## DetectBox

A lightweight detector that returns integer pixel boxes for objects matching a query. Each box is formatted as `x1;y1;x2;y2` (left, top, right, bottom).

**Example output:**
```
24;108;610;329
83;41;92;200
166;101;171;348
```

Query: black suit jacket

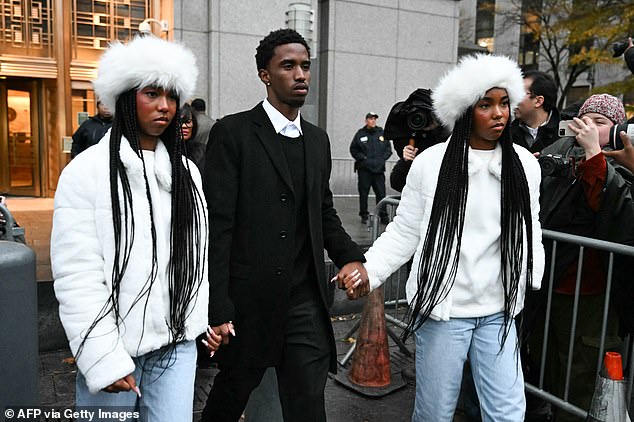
203;102;364;370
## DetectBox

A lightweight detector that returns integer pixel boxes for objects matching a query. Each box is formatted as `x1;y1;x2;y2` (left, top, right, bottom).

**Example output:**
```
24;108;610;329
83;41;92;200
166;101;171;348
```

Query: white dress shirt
262;98;303;138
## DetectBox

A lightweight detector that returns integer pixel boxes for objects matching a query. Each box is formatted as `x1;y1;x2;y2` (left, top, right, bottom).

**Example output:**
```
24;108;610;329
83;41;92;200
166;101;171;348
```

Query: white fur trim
432;54;524;131
93;36;198;113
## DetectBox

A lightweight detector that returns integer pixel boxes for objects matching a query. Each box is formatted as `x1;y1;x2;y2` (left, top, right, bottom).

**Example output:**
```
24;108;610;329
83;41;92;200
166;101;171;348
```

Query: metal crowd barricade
528;229;634;419
356;196;634;418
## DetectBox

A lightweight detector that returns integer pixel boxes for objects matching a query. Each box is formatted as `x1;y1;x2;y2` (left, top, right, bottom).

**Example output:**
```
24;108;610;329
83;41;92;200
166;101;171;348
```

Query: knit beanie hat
93;35;198;114
578;94;626;124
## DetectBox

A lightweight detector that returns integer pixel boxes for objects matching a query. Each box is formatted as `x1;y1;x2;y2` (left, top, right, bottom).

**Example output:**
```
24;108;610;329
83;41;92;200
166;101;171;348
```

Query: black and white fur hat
93;35;198;113
432;54;524;131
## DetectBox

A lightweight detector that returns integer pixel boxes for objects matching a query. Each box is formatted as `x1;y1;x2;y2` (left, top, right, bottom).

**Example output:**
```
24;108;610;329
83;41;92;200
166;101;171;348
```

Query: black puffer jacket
350;126;392;173
539;136;634;333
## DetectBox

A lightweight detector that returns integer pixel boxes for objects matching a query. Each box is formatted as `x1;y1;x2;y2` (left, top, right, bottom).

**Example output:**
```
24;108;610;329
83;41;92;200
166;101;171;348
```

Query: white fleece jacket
51;132;209;393
364;141;544;321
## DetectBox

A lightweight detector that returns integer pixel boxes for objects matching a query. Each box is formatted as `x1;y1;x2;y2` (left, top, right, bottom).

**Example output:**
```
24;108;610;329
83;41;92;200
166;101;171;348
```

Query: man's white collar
263;98;303;136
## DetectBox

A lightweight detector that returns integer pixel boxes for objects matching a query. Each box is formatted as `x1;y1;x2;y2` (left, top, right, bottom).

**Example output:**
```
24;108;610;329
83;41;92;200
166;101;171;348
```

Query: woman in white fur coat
338;54;545;421
50;36;220;420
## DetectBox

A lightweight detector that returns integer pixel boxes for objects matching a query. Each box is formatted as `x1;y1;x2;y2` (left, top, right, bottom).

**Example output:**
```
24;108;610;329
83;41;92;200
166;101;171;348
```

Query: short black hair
255;28;310;70
191;98;206;112
523;70;557;112
180;103;193;121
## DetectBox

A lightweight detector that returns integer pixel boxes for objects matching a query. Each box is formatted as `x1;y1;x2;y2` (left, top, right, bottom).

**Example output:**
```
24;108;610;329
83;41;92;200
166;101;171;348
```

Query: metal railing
366;196;634;418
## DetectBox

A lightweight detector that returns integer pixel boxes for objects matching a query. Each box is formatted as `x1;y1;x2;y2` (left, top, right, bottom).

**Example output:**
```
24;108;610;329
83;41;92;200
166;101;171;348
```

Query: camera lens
609;124;634;150
407;110;428;131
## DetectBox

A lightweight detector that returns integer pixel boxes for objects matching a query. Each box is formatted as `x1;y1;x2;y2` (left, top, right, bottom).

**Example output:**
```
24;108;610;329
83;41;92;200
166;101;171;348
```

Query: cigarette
228;321;236;337
330;275;338;283
132;386;142;398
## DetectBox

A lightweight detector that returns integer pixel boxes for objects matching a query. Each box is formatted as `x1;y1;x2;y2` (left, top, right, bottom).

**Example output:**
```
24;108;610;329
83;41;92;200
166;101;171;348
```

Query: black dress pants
200;296;331;422
357;168;387;219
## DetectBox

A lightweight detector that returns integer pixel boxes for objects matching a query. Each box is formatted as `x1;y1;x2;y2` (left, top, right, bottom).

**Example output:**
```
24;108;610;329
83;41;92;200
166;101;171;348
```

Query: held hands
332;261;370;300
403;145;418;162
603;130;634;173
568;117;601;159
103;373;141;397
201;322;236;357
201;324;226;357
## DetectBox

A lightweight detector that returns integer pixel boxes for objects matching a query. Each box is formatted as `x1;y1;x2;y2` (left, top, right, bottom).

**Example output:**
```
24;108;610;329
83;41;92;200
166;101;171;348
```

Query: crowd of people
53;28;634;422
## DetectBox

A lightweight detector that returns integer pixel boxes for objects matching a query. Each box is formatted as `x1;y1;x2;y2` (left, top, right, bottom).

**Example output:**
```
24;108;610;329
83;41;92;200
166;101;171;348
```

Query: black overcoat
203;103;364;370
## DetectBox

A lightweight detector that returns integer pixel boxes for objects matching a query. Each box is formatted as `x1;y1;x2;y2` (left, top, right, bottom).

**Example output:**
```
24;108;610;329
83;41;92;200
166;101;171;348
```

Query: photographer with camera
535;93;634;420
350;112;392;224
384;88;450;192
511;70;561;153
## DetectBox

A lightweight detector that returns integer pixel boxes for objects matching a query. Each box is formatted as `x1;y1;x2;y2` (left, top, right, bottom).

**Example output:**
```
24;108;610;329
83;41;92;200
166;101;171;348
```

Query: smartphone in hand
558;120;576;137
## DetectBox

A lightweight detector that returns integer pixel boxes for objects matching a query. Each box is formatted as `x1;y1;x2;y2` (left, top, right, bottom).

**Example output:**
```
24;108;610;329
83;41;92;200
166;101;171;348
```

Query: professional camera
538;154;572;177
612;38;631;57
384;88;446;158
608;123;634;150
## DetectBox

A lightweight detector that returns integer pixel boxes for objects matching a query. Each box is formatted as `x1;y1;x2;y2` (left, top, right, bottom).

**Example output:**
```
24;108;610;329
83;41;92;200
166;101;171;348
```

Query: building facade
172;0;461;194
0;0;172;197
1;0;461;198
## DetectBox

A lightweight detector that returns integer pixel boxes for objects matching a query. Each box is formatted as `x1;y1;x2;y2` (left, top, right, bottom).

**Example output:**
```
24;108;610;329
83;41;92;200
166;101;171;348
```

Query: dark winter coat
350;126;392;173
203;103;365;371
511;108;561;153
70;115;112;158
539;136;634;333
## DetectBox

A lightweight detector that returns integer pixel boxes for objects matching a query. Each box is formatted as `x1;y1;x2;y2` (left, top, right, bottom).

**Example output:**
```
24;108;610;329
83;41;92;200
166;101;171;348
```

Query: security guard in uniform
350;112;392;224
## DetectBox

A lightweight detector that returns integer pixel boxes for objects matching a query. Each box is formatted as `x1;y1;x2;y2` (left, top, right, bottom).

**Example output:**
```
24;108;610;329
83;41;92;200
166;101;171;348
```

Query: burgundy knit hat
578;94;626;124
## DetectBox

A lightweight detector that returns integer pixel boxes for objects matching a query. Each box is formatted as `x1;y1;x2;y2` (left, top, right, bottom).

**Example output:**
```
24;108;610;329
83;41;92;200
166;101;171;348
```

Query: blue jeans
412;312;525;422
75;340;197;422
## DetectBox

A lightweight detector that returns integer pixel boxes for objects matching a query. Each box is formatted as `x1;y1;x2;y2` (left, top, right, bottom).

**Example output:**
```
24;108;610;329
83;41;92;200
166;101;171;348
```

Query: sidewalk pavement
34;196;469;421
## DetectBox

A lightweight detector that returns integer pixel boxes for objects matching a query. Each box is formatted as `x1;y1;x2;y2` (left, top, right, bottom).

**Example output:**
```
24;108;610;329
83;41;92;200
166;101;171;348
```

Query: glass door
0;79;41;196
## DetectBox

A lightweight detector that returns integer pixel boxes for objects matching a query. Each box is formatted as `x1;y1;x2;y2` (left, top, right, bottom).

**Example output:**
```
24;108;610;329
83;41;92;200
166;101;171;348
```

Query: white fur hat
93;36;198;113
432;54;524;131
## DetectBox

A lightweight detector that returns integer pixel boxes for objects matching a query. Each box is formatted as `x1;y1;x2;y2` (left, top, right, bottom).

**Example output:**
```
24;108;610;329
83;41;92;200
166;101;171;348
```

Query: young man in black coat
201;29;368;422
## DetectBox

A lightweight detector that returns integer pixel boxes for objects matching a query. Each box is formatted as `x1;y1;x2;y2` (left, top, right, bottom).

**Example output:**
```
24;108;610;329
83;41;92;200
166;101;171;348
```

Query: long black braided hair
76;88;207;360
404;103;534;349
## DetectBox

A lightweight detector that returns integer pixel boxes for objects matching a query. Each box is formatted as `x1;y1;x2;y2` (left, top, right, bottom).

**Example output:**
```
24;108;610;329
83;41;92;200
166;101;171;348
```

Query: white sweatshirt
364;141;544;321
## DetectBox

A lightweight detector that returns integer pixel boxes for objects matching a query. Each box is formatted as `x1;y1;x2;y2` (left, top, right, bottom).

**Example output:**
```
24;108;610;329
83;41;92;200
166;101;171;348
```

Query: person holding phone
535;93;634;420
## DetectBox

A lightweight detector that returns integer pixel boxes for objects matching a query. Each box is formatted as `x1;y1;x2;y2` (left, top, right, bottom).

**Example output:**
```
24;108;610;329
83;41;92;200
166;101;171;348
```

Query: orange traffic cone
347;287;391;387
331;286;407;397
587;352;631;422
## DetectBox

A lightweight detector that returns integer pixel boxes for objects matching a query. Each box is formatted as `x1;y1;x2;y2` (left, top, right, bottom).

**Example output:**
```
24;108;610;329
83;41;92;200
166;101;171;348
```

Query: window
0;0;54;57
476;0;495;52
518;0;541;71
72;0;150;59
